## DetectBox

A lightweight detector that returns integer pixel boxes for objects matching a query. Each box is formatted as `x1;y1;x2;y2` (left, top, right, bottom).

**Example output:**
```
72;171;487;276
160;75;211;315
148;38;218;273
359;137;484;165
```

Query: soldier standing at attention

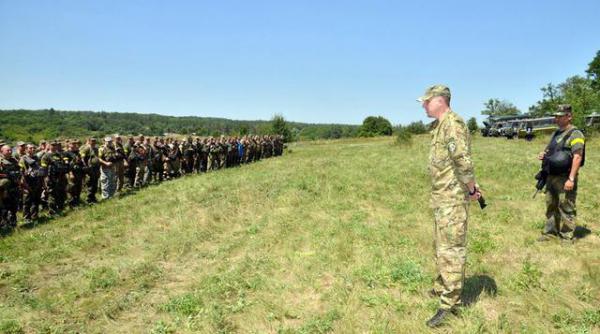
64;139;85;207
0;145;22;228
80;138;100;204
98;136;117;199
19;144;44;225
537;104;585;243
40;141;68;216
113;135;126;193
419;85;482;327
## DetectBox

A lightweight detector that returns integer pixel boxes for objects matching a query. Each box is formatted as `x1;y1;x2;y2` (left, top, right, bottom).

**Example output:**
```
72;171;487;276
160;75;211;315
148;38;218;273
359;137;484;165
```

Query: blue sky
1;0;599;125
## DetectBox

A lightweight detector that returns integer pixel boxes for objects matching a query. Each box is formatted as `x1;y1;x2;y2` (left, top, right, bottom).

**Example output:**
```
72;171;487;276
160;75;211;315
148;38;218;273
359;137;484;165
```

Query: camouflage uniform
98;142;118;198
19;153;44;223
40;148;69;215
63;147;85;207
0;155;22;228
429;110;474;311
80;142;101;203
114;140;126;192
543;126;585;240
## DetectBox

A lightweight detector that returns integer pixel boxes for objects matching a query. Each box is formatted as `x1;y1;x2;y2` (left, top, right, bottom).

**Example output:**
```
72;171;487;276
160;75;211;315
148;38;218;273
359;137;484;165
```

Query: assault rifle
533;154;549;198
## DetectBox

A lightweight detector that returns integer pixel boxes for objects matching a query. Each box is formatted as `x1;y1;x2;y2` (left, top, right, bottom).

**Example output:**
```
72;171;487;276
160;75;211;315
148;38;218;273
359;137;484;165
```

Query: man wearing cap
418;85;482;327
64;140;85;207
19;144;44;224
113;135;126;193
98;136;117;199
0;144;22;228
40;141;68;216
80;137;101;204
537;104;585;243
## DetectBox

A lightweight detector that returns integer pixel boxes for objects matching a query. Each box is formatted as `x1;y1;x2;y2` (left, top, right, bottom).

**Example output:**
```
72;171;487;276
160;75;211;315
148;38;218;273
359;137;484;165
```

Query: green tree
586;50;600;90
271;114;292;142
405;121;427;134
559;75;600;127
481;98;521;116
529;83;565;116
358;116;393;137
467;117;478;134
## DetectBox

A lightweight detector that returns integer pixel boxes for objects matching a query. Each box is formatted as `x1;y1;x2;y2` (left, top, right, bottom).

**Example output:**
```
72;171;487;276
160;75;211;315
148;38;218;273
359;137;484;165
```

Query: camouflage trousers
544;175;577;240
432;204;468;310
114;160;125;192
100;166;116;199
135;163;147;188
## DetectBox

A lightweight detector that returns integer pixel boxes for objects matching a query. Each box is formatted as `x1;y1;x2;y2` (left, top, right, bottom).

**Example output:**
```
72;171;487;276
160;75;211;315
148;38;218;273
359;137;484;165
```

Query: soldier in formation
0;134;284;230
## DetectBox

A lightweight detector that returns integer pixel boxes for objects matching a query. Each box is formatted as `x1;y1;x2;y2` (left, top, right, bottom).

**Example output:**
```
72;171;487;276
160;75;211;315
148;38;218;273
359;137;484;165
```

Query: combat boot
426;309;450;327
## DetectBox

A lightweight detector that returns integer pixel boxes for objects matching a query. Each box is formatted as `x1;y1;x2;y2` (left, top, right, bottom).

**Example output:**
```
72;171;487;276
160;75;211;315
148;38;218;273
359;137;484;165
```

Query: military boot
426;308;455;328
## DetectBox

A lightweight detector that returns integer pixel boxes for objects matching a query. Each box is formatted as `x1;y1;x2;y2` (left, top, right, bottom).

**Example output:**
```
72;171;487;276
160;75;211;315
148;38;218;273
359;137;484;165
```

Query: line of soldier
0;134;285;229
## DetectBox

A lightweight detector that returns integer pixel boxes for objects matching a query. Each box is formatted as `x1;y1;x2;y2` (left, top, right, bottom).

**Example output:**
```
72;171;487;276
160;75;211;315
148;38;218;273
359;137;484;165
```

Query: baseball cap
553;104;572;116
417;84;451;102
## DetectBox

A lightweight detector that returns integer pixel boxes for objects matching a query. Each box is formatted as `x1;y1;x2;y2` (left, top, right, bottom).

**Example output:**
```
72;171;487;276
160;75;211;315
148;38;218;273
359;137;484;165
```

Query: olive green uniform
543;126;585;240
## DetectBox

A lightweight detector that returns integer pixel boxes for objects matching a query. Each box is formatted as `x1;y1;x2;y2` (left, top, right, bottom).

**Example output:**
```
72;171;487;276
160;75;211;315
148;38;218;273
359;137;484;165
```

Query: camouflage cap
50;140;61;146
16;141;26;146
554;104;572;116
417;84;451;102
104;136;113;142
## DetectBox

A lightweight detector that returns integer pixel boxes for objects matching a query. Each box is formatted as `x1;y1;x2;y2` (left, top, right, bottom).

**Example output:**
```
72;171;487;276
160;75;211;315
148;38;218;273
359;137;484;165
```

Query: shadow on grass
462;274;498;307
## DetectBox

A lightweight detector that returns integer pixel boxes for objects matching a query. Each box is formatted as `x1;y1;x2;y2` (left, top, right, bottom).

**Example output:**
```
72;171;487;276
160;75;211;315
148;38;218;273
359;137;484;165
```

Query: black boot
426;309;450;328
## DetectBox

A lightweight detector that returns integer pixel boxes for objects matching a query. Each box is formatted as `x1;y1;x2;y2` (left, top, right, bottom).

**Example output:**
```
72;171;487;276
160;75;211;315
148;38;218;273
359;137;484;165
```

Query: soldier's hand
564;179;574;191
538;151;546;160
469;189;482;201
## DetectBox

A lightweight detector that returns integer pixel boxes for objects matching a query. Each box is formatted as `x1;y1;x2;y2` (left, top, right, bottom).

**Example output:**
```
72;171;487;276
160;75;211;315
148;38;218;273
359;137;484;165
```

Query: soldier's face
554;114;571;128
26;146;35;155
422;96;444;118
1;146;11;157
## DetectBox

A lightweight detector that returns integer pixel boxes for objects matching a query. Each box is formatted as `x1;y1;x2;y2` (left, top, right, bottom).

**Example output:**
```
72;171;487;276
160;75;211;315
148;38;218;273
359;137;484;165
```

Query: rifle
533;154;549;198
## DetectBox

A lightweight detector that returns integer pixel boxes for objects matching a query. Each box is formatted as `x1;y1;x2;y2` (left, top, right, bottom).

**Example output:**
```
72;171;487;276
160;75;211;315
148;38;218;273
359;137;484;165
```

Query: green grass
0;135;599;333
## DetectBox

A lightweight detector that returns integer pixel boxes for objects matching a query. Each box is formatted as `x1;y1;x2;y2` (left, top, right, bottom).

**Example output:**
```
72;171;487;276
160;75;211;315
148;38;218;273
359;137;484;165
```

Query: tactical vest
546;128;586;175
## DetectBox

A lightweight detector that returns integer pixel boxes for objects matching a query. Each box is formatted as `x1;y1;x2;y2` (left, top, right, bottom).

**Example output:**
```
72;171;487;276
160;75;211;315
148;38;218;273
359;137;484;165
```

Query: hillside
0;109;360;143
0;136;598;333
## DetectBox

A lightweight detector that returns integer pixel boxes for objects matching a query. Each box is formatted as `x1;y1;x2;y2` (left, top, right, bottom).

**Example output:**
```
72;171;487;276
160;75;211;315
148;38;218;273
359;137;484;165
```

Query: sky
1;0;599;125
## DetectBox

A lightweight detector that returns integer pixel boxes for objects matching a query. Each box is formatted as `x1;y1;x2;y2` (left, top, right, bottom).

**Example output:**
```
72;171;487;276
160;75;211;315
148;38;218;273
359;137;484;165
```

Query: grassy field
0;135;599;333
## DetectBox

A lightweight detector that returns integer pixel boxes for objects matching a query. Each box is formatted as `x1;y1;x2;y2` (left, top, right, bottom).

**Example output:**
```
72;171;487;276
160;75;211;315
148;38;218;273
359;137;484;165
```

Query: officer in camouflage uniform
80;137;101;204
19;144;44;224
40;141;69;216
64;139;85;207
98;136;117;199
538;104;585;243
1;145;22;228
419;85;482;327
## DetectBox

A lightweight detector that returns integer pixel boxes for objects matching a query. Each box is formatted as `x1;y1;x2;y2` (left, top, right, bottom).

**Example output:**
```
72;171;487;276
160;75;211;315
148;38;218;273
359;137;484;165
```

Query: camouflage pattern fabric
429;110;474;311
433;204;468;310
544;175;577;239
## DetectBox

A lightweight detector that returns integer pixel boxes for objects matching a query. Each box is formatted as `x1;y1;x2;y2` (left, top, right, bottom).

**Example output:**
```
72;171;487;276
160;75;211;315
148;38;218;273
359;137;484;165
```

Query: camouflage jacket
429;110;475;208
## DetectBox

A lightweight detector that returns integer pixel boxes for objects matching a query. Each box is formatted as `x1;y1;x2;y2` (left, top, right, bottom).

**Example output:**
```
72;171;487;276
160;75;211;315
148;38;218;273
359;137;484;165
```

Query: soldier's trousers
114;160;125;192
544;175;577;239
1;188;20;227
125;162;136;189
100;167;116;199
135;164;147;188
23;182;42;221
86;170;100;203
433;204;468;310
67;173;84;207
46;175;67;215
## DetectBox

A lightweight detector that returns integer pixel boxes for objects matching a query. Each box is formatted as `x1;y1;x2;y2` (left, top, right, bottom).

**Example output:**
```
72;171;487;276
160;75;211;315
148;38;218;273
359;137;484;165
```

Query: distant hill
0;109;360;143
